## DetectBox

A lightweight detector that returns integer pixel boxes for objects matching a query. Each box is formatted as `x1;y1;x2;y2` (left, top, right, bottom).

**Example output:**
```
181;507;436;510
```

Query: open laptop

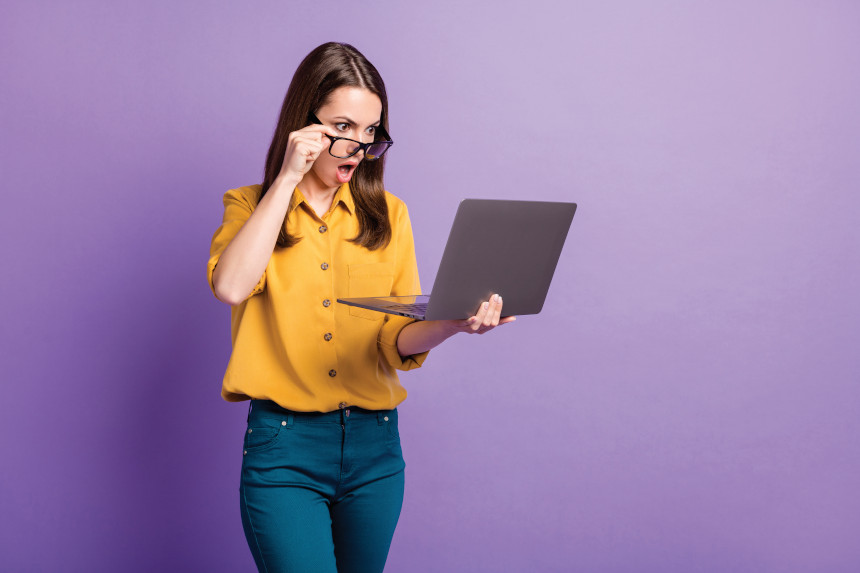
337;199;577;320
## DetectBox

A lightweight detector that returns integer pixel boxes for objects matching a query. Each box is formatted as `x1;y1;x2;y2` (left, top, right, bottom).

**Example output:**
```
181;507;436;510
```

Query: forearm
396;319;460;357
213;174;299;305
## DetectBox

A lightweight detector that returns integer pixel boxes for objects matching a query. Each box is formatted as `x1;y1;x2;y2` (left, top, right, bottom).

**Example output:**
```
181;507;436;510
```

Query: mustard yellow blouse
207;183;429;412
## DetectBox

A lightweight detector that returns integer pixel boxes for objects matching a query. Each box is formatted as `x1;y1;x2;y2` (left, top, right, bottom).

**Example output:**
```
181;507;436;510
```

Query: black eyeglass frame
307;112;394;160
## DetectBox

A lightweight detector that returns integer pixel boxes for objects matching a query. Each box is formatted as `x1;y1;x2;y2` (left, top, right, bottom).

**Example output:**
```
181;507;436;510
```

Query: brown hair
260;42;391;250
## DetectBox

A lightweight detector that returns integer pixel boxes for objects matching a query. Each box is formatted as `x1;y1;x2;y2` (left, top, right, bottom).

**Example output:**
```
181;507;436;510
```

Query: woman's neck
297;170;339;217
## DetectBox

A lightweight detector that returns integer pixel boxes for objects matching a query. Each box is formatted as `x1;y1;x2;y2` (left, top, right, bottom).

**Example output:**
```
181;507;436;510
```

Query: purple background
2;1;859;571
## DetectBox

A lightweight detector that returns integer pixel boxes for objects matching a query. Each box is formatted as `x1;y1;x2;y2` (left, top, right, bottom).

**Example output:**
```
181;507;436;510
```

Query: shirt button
329;369;337;377
319;225;327;233
323;299;331;307
321;262;329;270
338;401;347;409
324;332;332;341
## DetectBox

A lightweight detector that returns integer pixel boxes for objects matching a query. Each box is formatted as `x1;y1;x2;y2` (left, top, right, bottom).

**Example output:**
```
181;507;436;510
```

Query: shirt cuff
378;316;430;371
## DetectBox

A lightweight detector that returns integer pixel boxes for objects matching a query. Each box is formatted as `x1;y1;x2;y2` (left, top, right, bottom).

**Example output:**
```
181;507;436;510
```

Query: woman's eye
335;123;349;132
367;126;377;136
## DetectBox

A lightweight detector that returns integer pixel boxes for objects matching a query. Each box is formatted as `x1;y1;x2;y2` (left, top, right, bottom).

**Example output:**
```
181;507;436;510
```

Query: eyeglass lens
329;138;391;159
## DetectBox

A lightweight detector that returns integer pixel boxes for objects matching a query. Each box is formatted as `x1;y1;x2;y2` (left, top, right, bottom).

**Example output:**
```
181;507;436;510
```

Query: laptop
337;199;577;320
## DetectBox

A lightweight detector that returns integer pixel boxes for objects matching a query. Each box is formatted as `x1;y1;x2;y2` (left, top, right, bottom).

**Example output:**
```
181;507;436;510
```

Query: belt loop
286;413;294;427
377;412;384;425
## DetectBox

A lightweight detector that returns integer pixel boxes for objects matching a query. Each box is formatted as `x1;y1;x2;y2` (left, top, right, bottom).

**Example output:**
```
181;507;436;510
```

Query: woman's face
310;86;383;189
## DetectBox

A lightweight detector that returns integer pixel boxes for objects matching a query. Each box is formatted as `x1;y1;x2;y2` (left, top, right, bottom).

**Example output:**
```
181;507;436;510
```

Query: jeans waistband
248;399;396;424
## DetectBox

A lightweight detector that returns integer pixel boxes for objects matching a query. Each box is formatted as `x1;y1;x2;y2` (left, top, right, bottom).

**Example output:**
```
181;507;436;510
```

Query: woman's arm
212;174;299;305
396;319;460;357
396;294;516;356
213;123;338;305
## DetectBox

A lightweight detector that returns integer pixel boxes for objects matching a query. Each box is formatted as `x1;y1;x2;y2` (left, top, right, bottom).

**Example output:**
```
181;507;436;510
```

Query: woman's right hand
278;124;338;181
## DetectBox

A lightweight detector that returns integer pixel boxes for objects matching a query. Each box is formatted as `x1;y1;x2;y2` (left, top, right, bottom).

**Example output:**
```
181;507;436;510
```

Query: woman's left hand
445;293;517;335
396;294;516;356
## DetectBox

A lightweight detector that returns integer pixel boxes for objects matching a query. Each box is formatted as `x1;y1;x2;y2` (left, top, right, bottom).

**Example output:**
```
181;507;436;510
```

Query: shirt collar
289;183;355;216
335;182;355;214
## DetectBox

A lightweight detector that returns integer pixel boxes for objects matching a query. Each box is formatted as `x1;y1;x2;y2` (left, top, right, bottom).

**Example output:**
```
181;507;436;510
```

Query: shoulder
383;189;411;223
223;184;264;209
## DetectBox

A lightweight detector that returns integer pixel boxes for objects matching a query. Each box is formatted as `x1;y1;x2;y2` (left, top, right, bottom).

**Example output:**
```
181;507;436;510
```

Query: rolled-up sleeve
377;203;429;370
207;188;266;301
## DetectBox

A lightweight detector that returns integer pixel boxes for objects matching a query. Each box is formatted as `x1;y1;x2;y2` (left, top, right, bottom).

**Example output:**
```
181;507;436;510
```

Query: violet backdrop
1;1;858;571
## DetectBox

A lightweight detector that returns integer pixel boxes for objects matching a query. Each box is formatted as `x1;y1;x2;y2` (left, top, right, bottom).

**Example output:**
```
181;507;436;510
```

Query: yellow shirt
207;183;429;412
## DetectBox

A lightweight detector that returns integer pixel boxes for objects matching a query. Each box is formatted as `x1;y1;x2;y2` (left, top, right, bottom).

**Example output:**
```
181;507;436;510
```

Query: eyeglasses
307;112;394;160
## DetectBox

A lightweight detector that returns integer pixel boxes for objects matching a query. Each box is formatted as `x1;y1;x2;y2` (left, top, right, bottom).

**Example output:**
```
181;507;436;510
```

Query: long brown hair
260;42;392;250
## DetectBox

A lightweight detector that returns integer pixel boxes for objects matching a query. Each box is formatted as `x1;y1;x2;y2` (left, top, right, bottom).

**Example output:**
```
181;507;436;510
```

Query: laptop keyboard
380;302;428;315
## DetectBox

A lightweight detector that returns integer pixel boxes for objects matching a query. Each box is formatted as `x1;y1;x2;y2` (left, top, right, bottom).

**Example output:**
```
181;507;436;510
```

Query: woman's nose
346;139;368;158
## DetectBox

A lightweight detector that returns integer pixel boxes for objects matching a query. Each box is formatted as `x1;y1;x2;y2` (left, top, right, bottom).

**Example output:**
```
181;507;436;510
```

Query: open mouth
336;163;356;183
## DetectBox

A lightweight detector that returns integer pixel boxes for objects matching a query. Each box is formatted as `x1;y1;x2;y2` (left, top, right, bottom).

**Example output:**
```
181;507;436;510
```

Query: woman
207;42;514;572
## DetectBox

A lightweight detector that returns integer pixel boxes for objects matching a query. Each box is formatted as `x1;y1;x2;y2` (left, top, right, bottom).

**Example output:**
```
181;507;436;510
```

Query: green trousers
240;399;406;573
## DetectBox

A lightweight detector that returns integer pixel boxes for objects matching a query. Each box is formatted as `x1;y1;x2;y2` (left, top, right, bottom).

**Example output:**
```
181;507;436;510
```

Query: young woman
207;42;514;572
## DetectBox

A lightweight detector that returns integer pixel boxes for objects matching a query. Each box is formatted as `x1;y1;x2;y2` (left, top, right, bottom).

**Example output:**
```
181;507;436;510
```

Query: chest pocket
348;262;395;321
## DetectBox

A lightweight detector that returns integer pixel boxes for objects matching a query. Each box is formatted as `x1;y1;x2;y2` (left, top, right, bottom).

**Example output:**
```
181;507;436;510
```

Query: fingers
284;131;327;174
289;125;333;150
469;299;490;332
292;137;325;160
463;294;512;334
290;131;326;149
280;124;340;180
298;123;339;139
485;294;502;327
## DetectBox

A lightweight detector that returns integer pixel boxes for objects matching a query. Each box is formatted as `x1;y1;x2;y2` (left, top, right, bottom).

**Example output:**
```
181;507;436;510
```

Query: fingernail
483;302;489;310
497;295;502;303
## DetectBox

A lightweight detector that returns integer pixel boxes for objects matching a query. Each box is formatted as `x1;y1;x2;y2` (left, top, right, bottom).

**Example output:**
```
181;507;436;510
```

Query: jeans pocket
243;416;285;453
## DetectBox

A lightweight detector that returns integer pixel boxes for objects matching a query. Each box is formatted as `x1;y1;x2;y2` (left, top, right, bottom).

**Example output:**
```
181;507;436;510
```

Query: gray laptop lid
338;199;576;320
423;199;576;320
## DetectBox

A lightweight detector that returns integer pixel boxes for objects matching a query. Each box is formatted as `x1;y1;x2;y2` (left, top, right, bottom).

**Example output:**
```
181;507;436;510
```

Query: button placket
317;215;338;391
319;223;332;309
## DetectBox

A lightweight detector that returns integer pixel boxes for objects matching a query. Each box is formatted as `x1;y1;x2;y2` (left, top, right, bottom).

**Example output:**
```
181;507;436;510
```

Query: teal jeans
239;399;406;573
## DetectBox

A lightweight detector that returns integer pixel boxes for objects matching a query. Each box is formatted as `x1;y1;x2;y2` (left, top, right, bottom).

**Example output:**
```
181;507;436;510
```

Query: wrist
272;172;301;195
438;319;464;337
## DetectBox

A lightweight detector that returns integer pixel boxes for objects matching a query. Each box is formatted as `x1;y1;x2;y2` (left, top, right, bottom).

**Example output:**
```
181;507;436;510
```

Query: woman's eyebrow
333;116;380;126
